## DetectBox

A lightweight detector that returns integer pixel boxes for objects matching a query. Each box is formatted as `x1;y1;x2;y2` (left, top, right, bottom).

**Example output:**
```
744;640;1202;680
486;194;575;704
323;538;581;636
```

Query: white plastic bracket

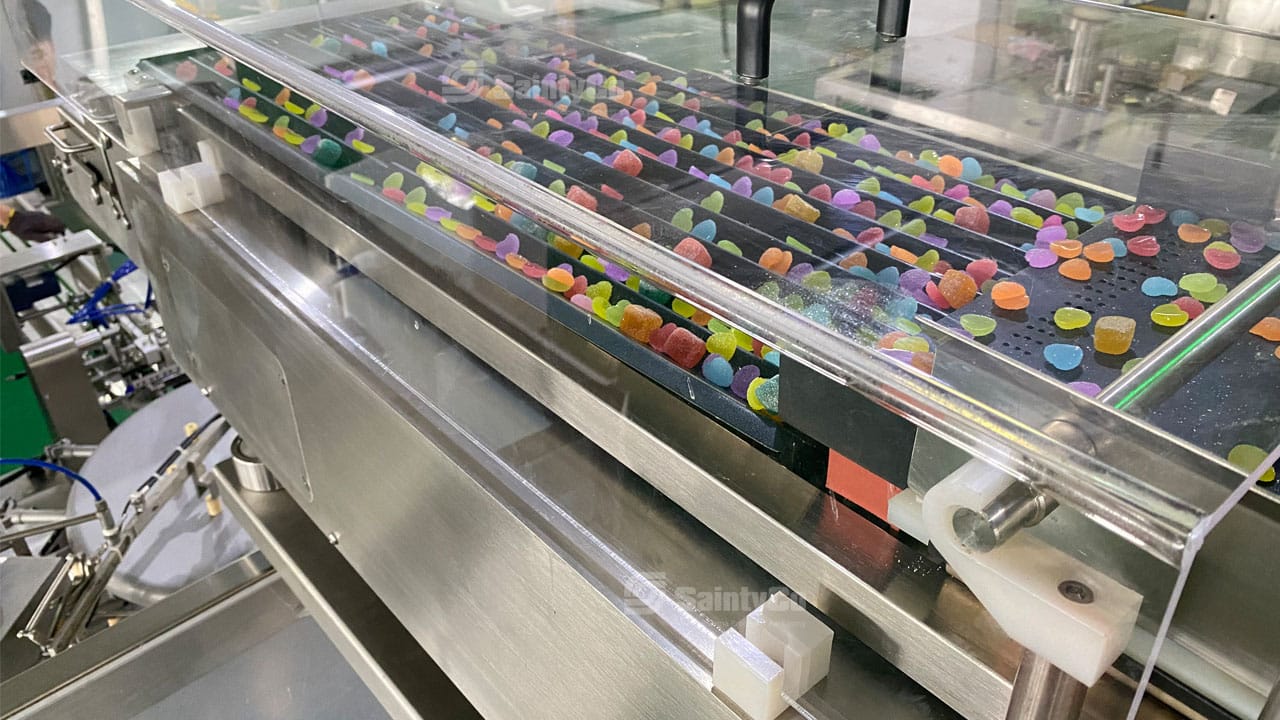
922;460;1141;685
713;592;833;720
158;159;224;213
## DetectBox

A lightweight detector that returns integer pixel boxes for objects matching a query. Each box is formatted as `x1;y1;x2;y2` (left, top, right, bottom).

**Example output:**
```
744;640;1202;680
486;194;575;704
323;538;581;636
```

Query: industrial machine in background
0;2;1277;720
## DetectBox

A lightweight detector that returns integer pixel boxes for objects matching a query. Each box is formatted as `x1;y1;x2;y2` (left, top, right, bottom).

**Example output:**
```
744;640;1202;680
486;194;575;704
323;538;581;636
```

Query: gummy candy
1178;273;1217;294
1251;317;1280;342
1082;241;1115;263
1010;207;1043;228
706;332;737;359
1058;258;1091;281
1068;381;1102;397
663;328;706;369
1044;344;1083;371
1037;224;1068;244
938;270;978;309
1140;277;1177;297
673;237;712;267
1053;307;1091;330
1202;218;1230;236
1050;240;1083;259
959;314;997;337
1229;221;1266;253
1026;248;1057;268
701;355;734;387
760;248;793;274
619;304;663;343
1134;205;1166;224
1228;444;1276;483
774;194;820;223
648;322;676;352
1126;235;1160;257
966;258;998;286
1150;303;1189;328
1172;296;1205;319
541;267;575;293
611;149;643;176
1094;316;1136;355
1177;224;1211;244
1112;213;1145;232
1191;282;1228;304
1203;241;1240;270
937;155;963;177
991;281;1030;311
730;365;761;399
954;206;990;235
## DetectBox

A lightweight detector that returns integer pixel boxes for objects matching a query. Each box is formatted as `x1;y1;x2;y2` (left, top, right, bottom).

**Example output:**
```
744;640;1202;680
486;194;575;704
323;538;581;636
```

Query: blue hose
0;457;103;502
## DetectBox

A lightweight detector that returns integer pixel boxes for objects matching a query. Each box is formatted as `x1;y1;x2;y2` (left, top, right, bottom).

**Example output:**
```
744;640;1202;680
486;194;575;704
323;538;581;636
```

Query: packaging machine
1;1;1277;719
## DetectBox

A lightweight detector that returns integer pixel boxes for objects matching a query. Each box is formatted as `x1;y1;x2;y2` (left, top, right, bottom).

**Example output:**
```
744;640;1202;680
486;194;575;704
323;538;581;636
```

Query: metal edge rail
127;0;1247;566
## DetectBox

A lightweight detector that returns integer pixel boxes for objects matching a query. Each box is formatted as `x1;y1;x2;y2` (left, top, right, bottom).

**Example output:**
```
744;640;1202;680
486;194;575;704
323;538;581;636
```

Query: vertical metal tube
1006;650;1087;720
736;0;776;83
875;0;911;41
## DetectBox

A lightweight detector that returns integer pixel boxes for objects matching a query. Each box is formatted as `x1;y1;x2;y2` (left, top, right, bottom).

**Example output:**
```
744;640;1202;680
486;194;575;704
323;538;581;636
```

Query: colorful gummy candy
1082;241;1115;263
1150;303;1189;328
1172;296;1205;320
1228;444;1276;483
1044;344;1084;371
991;281;1030;310
1140;277;1178;297
1251;317;1280;342
1229;221;1267;253
1203;241;1240;270
1177;224;1211;244
1094;316;1136;355
937;270;978;309
1058;258;1091;281
1126;235;1160;257
1053;307;1091;330
619;304;663;342
959;314;997;337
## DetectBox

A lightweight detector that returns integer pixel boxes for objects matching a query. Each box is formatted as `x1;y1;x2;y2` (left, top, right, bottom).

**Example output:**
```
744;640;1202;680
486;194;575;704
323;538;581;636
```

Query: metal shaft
735;0;776;83
1006;650;1087;720
959;253;1280;552
875;0;911;41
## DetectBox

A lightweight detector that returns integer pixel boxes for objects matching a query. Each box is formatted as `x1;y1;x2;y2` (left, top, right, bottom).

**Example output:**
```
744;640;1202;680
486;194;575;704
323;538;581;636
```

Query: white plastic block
157;168;194;214
179;162;224;208
197;140;224;174
713;629;786;720
122;106;159;155
745;592;833;698
887;488;928;544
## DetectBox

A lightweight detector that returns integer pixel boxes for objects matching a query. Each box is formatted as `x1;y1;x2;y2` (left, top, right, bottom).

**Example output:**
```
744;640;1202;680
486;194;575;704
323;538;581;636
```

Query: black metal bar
876;0;911;40
735;0;776;83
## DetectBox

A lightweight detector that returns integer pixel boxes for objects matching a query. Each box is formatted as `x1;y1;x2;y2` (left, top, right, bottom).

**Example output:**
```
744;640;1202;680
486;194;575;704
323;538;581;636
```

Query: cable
0;457;104;502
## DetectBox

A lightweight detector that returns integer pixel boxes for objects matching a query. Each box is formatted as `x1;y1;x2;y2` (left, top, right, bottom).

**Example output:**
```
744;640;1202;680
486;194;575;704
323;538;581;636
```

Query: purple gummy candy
920;233;948;248
542;72;558;87
564;111;583;126
512;119;531;132
547;129;574;146
1042;214;1062;227
881;348;915;364
1036;224;1068;243
545;109;563;121
620;70;636;79
308;108;328;128
299;135;320;154
342;34;356;43
322;65;343;79
1068;381;1102;398
495;233;520;260
678;115;699;129
463;32;477;40
995;178;1014;192
341;69;356;83
611;110;630;123
899;268;930;292
731;176;753;196
602;151;621;165
1230;221;1266;253
582;117;598;133
222;97;240;110
730;365;761;399
1028;189;1056;207
943;184;969;200
858;133;881;151
802;120;822;130
424;207;451;222
786;263;815;280
989;200;1014;217
587;73;604;86
689;166;709;180
831;189;860;209
546;57;562;69
909;288;931;305
658;149;678;166
556;263;574;272
345;127;365;144
604;262;630;283
1025;248;1057;268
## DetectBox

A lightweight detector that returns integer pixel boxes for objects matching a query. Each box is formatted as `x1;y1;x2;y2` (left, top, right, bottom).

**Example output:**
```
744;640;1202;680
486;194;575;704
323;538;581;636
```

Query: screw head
327;532;340;545
1058;579;1094;604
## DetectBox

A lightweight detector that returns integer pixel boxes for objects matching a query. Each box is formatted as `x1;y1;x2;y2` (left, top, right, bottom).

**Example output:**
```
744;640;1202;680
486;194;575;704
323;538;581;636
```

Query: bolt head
1058;579;1094;604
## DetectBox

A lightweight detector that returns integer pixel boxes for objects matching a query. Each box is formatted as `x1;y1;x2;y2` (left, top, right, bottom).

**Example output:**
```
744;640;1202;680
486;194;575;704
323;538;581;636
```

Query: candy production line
0;1;1277;719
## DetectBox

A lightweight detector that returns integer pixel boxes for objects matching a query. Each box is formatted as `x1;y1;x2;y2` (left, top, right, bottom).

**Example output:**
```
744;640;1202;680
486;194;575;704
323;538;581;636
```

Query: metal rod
957;253;1280;552
1006;650;1087;720
0;512;97;544
875;0;911;41
128;0;1226;563
735;0;775;83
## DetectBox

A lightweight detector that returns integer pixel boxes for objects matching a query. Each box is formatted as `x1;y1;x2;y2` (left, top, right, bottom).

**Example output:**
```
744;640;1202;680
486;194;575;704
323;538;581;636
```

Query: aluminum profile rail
127;0;1252;566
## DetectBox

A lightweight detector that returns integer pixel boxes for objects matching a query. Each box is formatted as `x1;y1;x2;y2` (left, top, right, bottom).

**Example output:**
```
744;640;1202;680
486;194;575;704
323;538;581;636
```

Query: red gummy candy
723;130;742;145
1126;235;1160;257
664;327;707;369
855;227;885;246
649;322;677;353
793;133;811;148
611;149;643;176
566;185;598;212
808;184;833;203
1112;213;1145;232
954;205;990;235
600;184;624;201
674;237;712;267
1135;204;1166;225
1172;296;1204;319
965;257;998;286
850;201;878;218
924;281;951;310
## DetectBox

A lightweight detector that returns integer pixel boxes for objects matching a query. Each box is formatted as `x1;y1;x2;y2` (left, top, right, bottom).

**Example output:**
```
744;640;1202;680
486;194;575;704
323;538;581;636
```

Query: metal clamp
42;121;95;155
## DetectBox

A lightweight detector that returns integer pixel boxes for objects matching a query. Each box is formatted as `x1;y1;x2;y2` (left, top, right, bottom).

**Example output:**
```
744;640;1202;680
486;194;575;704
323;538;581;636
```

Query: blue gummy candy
1140;276;1177;297
438;113;457;131
701;355;734;387
751;187;774;205
960;157;982;181
371;40;388;57
1074;207;1103;223
1044;344;1084;371
875;266;900;287
691;219;717;242
707;174;732;190
699;145;719;158
877;191;902;205
847;266;877;281
1104;236;1127;257
1169;209;1200;227
764;350;780;366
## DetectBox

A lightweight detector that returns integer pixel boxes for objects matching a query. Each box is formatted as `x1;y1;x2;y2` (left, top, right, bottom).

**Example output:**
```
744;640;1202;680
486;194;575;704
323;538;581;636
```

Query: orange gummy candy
938;270;978;309
1082;241;1115;263
1178;223;1212;243
991;281;1030;310
1050;240;1083;258
937;155;963;177
760;247;793;274
1058;258;1092;281
1251;317;1280;342
889;245;918;263
838;251;867;269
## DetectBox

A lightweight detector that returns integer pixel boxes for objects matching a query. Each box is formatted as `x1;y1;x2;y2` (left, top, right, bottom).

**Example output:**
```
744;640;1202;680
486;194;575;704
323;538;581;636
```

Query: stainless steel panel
21;331;109;444
0;230;103;279
0;100;62;153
